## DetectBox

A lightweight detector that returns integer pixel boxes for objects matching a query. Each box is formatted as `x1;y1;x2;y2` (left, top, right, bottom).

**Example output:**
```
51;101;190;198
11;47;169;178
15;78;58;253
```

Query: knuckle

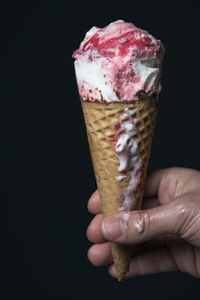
175;198;193;235
175;195;200;239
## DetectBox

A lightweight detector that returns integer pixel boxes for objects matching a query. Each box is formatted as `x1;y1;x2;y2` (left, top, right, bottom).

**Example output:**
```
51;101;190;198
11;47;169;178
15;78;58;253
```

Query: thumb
101;197;190;244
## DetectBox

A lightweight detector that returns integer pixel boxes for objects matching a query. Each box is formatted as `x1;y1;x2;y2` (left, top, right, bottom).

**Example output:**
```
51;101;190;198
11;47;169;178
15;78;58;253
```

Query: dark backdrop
2;0;200;298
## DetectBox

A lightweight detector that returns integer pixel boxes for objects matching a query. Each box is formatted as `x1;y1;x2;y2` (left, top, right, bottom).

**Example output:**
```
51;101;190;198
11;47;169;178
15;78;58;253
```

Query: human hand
87;168;200;279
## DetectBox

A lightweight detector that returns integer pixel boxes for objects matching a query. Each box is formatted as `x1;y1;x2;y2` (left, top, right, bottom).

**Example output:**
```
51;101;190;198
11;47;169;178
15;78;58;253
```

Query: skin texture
87;168;200;279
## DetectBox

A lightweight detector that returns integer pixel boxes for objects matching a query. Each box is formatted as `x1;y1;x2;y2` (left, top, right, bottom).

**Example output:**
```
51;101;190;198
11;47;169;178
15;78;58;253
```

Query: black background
2;0;200;298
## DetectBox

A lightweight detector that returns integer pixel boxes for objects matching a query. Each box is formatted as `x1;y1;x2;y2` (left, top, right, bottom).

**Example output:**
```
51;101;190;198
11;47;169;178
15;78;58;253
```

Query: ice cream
72;20;165;102
73;20;164;281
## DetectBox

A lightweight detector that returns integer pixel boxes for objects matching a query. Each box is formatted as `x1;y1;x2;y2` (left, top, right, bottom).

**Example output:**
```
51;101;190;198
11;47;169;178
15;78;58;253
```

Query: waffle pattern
82;100;157;281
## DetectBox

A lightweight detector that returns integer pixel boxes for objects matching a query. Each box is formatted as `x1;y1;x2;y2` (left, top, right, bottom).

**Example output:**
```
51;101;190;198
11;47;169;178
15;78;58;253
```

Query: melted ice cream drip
116;175;127;182
115;107;143;211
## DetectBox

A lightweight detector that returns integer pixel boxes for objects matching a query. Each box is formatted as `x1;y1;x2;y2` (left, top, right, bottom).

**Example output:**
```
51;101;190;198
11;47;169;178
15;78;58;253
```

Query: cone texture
82;100;157;281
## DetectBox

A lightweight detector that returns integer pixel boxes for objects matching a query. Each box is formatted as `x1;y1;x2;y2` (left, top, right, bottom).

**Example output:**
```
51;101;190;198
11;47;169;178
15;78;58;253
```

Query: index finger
87;190;102;214
144;168;188;204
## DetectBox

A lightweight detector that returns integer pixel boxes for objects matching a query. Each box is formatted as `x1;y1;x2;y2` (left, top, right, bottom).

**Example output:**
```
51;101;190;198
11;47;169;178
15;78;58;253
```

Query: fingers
144;167;200;204
88;168;200;215
87;190;101;214
87;214;106;243
87;240;158;268
87;235;180;268
108;248;178;278
87;242;113;266
87;186;160;215
101;197;190;245
88;236;200;278
87;169;181;216
87;197;159;244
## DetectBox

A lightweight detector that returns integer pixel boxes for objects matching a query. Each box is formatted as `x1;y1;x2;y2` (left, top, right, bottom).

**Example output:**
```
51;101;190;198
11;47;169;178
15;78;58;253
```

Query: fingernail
102;215;126;240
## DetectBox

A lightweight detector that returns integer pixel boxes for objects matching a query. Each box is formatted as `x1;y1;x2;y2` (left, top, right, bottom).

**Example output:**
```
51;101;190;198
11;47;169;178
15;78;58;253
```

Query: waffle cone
82;100;157;281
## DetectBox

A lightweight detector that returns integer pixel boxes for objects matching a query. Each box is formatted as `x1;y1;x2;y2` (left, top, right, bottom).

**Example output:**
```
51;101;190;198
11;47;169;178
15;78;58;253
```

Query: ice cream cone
72;19;164;281
82;99;157;281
